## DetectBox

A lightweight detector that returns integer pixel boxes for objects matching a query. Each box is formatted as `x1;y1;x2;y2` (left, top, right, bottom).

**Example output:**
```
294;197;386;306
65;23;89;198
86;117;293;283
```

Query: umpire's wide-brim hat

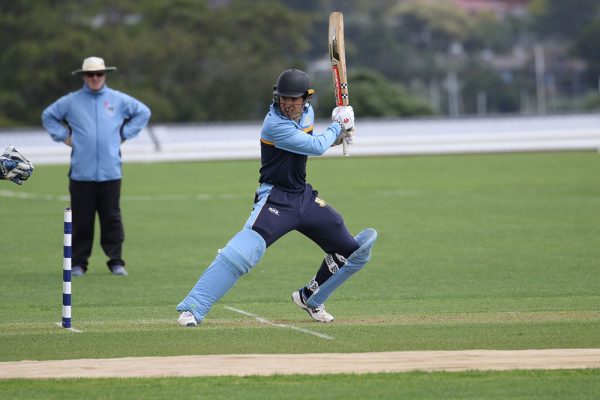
71;57;117;75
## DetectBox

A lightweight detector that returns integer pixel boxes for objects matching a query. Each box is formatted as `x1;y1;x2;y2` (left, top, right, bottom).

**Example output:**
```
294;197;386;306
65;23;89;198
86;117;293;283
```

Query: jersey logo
315;196;327;207
104;100;115;117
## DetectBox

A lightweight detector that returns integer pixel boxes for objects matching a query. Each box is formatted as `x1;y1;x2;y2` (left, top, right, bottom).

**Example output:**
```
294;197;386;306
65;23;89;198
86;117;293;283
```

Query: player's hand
331;105;355;132
0;146;34;185
333;129;354;146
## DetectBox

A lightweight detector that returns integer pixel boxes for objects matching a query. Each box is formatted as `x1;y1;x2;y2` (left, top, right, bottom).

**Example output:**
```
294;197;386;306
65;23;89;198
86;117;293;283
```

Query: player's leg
294;203;357;321
97;179;126;274
306;227;377;308
69;179;98;274
176;228;267;326
295;187;377;318
176;184;298;326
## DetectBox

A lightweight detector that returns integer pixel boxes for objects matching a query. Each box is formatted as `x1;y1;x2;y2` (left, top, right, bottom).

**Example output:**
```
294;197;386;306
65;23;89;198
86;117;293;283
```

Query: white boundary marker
0;190;69;201
0;190;247;202
0;189;415;202
224;306;334;340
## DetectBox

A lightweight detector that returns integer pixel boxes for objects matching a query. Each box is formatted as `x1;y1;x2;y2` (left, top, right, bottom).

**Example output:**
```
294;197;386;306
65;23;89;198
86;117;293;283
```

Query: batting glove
331;105;355;132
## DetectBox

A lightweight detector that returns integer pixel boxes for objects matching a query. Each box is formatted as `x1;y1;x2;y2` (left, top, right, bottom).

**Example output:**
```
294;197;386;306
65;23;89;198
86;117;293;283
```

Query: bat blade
328;11;351;156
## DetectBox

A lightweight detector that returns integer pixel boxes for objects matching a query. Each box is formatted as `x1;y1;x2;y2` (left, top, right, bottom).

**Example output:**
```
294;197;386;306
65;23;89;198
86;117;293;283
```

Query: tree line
1;0;599;127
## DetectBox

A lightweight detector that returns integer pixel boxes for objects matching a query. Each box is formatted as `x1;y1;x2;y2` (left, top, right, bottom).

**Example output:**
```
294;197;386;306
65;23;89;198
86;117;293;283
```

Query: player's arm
41;96;72;144
270;122;339;156
0;146;34;185
265;107;354;156
120;93;152;141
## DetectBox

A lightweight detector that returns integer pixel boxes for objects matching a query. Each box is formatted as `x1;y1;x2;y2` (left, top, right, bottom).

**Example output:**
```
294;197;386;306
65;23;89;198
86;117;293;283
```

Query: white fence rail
1;114;599;165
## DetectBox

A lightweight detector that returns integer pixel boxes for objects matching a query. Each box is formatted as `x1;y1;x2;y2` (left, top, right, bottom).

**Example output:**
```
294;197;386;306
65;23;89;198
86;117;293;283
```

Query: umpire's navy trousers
69;179;125;271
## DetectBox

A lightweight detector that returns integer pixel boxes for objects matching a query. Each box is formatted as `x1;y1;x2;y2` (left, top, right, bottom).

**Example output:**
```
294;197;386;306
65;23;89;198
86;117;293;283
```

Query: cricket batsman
177;69;377;326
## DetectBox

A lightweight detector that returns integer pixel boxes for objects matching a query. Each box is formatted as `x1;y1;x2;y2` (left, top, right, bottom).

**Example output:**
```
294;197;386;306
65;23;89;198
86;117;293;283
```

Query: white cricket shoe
178;311;198;327
292;290;334;323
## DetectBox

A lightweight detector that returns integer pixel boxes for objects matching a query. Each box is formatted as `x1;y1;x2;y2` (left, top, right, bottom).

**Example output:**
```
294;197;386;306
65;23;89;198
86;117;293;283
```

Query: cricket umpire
177;69;377;326
42;57;151;277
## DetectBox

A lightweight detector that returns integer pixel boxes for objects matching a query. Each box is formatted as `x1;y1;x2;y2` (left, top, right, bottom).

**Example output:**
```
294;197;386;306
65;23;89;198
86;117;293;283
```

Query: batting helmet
273;69;315;98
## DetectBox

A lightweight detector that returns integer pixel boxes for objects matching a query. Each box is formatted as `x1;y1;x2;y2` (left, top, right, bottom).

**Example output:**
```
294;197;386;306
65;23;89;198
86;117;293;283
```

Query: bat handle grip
342;126;354;157
342;138;350;156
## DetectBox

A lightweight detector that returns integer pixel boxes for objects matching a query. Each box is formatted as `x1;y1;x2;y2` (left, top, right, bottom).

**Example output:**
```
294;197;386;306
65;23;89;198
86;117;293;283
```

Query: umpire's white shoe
292;290;334;323
178;311;198;327
110;265;128;276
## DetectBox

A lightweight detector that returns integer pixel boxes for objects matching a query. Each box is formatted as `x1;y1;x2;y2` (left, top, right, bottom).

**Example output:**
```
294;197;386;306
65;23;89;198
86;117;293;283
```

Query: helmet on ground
273;69;315;99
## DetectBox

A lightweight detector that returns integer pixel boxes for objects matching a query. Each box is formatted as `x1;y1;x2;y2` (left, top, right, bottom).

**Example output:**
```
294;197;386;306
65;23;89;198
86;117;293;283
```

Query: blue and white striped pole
62;207;72;328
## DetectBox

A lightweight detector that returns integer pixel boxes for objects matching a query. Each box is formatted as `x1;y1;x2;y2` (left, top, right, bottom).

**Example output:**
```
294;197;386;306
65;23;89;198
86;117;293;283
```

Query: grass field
1;151;599;398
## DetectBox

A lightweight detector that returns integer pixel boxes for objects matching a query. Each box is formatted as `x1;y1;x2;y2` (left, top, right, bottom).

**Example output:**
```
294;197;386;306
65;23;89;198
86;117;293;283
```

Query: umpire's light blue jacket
42;84;151;182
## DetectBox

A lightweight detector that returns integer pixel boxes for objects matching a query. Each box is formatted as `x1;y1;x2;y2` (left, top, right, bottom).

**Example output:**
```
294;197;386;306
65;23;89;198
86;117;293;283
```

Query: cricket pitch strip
1;349;600;379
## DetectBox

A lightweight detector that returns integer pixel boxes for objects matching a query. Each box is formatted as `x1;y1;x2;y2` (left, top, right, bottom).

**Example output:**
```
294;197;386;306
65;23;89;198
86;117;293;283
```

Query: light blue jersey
42;84;151;181
259;103;341;191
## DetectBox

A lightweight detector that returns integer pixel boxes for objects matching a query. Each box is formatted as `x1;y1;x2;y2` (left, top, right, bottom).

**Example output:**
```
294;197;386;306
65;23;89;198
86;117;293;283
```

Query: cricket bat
329;11;352;156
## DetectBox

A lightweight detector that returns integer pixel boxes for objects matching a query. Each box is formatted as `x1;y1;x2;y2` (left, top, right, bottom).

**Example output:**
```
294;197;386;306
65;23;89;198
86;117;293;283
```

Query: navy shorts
249;184;359;257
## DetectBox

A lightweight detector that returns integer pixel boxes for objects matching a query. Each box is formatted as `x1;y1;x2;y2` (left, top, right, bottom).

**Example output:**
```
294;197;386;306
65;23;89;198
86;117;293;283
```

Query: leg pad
176;229;266;321
306;228;377;307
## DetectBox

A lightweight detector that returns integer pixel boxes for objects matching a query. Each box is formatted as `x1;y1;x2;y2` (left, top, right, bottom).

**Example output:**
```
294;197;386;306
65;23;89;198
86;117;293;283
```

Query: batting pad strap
306;228;377;308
